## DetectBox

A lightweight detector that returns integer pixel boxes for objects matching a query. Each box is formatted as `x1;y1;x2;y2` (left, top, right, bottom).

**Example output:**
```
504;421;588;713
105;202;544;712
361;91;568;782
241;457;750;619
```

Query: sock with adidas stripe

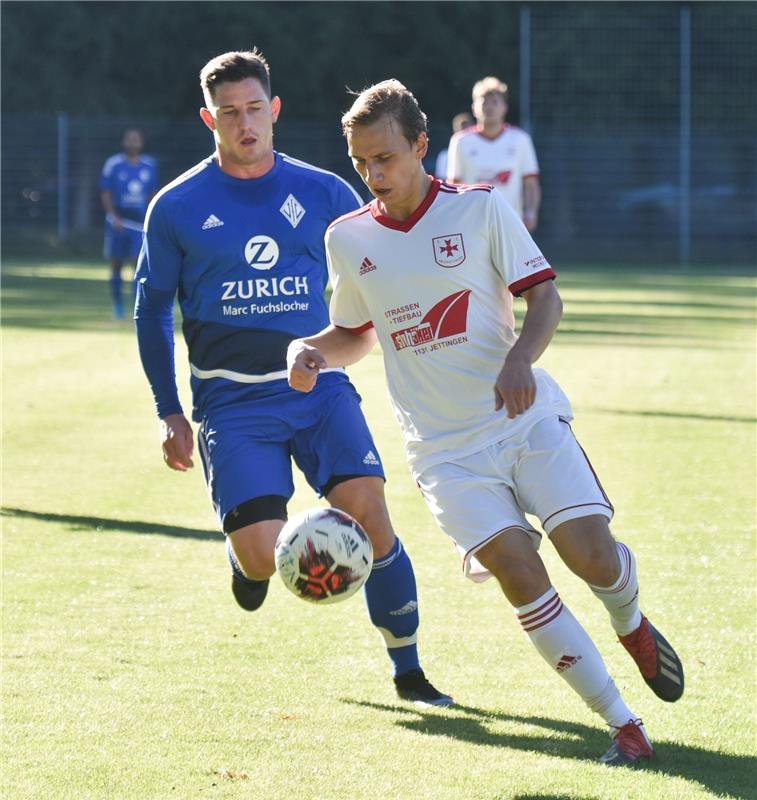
589;541;643;636
516;587;637;728
363;537;420;677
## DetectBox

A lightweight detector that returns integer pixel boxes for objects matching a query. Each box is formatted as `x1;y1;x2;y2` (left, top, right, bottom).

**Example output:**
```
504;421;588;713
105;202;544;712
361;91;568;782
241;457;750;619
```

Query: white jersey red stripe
446;124;539;216
326;177;570;475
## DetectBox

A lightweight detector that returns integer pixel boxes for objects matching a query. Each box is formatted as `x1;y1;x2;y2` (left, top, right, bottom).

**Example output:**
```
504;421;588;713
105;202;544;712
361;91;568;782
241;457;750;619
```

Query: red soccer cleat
599;719;655;766
619;614;684;702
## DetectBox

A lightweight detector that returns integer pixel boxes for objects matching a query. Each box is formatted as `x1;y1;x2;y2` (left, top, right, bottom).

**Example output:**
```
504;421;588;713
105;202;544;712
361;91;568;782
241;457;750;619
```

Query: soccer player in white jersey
134;53;451;707
288;79;684;766
447;76;541;231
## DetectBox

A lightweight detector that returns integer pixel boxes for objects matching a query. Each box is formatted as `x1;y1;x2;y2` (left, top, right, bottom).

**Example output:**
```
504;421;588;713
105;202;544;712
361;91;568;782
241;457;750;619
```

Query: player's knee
228;524;280;580
569;538;619;586
494;557;547;602
551;516;619;586
327;479;395;558
476;531;549;605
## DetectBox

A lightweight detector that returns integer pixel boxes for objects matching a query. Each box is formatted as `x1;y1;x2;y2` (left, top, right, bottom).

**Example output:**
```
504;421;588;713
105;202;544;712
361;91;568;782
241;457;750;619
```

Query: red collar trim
370;178;441;232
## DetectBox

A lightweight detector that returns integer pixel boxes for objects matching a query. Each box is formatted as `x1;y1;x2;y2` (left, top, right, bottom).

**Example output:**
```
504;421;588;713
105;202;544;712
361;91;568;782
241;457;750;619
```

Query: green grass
2;260;755;800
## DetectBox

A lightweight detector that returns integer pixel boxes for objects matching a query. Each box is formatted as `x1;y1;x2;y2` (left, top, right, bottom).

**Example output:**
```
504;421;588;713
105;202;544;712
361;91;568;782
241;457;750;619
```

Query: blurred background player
288;79;684;765
133;51;451;706
433;111;474;179
99;128;158;319
447;76;541;231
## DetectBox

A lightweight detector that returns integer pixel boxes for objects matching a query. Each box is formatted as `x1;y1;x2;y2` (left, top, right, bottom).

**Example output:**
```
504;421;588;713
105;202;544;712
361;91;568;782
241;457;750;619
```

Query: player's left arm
521;133;541;231
495;280;562;417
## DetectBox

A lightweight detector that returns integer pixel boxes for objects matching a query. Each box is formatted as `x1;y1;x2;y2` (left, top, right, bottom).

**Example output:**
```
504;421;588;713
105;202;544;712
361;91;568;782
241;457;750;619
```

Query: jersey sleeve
325;229;373;331
520;133;540;177
445;134;463;181
487;190;554;296
145;156;159;195
134;195;182;293
133;194;183;418
98;155;116;192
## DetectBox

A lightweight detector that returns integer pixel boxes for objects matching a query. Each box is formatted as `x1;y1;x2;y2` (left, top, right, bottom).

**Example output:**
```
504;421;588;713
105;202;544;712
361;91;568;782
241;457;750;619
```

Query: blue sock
109;273;122;305
363;538;421;677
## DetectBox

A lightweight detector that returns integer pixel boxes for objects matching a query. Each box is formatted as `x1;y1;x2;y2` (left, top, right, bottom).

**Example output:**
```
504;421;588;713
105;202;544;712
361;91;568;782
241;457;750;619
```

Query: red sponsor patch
391;290;471;351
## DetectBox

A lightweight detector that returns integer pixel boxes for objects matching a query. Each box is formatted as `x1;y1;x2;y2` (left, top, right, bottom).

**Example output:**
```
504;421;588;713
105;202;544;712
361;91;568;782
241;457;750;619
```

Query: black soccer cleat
226;538;269;611
619;614;684;702
394;669;453;707
231;573;269;611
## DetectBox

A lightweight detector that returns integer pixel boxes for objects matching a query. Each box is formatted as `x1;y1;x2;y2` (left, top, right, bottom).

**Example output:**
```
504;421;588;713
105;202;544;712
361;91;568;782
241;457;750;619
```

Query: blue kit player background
133;48;452;707
99;127;158;318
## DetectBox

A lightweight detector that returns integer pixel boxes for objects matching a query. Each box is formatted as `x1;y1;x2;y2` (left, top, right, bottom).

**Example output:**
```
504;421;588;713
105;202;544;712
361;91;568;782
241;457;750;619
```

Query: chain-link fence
3;3;755;266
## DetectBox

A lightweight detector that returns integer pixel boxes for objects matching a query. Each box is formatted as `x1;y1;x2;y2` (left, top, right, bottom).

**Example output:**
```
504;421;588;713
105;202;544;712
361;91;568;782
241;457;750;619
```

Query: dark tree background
2;1;521;124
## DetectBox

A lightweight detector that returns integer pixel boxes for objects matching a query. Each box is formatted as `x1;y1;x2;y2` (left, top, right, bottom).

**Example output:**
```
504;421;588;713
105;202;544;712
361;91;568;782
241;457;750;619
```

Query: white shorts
416;415;614;582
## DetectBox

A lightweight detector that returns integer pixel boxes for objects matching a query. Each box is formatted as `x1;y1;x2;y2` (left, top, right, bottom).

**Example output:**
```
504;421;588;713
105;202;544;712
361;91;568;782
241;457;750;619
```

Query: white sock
589;541;643;636
516;587;637;728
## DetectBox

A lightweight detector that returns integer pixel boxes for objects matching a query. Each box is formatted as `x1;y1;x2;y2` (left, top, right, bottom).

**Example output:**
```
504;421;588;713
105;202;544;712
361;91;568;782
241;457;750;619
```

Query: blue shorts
197;377;385;528
104;220;143;261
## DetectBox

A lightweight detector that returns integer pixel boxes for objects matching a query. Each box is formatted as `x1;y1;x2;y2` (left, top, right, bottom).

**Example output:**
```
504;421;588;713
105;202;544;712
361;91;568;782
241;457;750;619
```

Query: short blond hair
472;76;508;102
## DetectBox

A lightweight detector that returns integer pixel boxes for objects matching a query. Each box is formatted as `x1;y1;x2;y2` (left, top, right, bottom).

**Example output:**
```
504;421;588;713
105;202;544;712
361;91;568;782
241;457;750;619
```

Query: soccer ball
274;508;373;604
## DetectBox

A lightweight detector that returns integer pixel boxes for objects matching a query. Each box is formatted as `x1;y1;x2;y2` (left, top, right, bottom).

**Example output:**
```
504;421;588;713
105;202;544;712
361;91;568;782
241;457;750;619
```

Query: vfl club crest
432;234;466;268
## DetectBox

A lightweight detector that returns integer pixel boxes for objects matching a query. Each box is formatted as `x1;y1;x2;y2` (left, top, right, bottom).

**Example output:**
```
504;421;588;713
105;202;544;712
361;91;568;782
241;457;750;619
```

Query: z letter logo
244;235;280;271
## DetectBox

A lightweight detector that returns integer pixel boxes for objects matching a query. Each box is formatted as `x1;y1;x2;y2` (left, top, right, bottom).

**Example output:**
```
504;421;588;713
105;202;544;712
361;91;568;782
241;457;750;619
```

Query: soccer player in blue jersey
134;50;451;706
100;128;158;319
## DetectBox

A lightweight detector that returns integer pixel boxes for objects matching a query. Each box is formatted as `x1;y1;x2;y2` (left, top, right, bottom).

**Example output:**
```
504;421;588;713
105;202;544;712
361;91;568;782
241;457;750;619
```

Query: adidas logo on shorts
363;450;380;466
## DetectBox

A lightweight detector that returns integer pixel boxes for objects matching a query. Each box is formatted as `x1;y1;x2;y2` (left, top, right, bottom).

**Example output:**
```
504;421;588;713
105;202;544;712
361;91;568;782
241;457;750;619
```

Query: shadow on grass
1;507;219;542
343;700;755;800
581;407;757;425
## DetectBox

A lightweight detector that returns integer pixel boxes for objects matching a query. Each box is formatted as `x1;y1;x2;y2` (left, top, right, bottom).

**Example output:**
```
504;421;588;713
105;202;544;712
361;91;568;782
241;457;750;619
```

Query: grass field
2;259;755;800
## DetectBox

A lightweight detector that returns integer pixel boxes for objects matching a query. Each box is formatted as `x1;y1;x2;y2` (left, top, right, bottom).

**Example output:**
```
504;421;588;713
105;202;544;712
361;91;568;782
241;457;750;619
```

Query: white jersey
446;125;539;216
326;179;571;476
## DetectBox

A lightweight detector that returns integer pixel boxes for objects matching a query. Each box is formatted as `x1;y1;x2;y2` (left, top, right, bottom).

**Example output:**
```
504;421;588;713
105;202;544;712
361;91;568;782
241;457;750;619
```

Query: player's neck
214;149;275;179
478;121;506;139
377;172;433;222
124;153;142;164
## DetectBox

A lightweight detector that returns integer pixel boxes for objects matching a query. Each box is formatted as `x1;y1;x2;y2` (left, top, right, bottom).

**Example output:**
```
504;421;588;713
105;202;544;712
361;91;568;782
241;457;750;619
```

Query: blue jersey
134;152;363;421
99;153;158;223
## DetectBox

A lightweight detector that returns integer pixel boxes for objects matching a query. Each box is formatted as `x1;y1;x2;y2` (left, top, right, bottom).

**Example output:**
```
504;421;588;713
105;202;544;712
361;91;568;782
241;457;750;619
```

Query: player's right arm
287;324;377;393
134;195;194;471
99;156;124;231
100;190;124;231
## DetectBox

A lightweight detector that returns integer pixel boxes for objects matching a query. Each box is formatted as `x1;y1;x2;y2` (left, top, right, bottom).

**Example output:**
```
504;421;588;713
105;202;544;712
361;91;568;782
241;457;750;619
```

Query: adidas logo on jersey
362;450;380;466
201;214;224;229
280;193;306;228
359;257;376;275
556;654;582;672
